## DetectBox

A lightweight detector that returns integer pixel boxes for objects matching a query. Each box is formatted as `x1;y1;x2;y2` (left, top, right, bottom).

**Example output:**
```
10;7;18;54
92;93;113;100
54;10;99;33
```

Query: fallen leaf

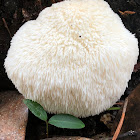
0;91;28;140
41;136;92;140
100;113;112;129
111;84;140;140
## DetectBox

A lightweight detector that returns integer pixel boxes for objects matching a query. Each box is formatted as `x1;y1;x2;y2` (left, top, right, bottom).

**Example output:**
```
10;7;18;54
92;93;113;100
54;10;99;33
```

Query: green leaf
48;114;85;129
108;107;120;111
23;99;47;121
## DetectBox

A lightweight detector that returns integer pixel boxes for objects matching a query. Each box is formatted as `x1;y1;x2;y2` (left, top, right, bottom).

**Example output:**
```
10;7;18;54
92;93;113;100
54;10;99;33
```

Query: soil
0;0;140;139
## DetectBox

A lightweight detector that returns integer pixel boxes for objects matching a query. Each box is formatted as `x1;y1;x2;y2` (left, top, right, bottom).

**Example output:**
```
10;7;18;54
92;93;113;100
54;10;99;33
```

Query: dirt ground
0;0;140;139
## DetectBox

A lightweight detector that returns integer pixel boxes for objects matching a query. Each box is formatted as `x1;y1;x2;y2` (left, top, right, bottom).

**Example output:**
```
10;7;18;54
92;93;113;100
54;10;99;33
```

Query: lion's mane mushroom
4;0;139;117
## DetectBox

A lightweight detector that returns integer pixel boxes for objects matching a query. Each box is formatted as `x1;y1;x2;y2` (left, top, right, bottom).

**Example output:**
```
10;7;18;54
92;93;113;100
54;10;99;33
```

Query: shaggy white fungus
4;0;139;117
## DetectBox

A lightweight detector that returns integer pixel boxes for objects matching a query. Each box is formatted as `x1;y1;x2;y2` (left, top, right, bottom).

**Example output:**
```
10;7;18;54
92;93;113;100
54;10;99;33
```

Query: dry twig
112;97;128;140
2;18;12;38
119;10;136;16
115;102;123;106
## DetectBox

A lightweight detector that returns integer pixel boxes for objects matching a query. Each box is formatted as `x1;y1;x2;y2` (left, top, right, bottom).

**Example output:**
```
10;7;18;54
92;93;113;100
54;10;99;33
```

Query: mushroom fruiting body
4;0;139;117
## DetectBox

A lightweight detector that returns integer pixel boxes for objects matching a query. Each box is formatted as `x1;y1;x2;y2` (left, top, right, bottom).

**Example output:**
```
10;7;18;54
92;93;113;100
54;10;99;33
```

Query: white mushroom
4;0;139;117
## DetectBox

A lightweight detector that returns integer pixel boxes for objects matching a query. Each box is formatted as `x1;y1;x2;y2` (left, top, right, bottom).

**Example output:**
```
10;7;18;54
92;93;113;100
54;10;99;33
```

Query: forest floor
0;0;140;140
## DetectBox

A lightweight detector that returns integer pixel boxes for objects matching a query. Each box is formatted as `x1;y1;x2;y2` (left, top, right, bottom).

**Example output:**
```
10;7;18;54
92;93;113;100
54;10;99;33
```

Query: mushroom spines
4;0;139;117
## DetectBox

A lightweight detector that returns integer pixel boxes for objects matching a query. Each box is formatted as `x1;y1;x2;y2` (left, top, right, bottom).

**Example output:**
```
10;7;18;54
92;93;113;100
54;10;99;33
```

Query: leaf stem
46;121;49;138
